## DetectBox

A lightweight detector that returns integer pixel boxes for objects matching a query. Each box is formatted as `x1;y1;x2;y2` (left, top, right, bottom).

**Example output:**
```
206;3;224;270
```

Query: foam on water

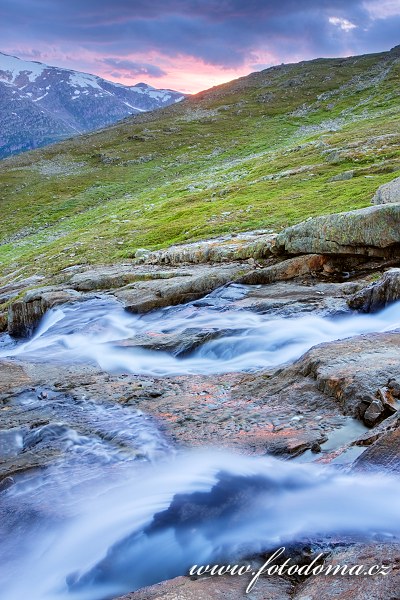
1;286;400;376
1;285;399;599
0;450;399;600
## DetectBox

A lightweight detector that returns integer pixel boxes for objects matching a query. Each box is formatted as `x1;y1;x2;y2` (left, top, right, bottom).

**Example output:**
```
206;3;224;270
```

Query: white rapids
1;285;400;376
0;284;399;600
0;450;399;600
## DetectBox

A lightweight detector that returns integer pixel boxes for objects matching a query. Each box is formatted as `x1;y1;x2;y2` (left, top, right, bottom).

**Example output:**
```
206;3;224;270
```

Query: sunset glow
1;0;399;93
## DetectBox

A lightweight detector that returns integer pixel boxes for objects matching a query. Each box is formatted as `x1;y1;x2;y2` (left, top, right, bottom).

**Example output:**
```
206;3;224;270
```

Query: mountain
0;52;185;159
0;46;399;285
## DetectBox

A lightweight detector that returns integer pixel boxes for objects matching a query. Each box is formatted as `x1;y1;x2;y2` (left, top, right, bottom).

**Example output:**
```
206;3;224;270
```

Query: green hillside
1;46;400;287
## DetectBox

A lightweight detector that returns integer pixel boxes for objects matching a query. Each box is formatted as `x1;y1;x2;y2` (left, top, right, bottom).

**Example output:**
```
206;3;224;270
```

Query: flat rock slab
115;543;400;600
0;360;33;397
232;279;359;316
115;573;292;600
143;231;276;265
114;265;247;313
293;543;400;600
353;426;400;474
2;329;400;469
6;263;253;338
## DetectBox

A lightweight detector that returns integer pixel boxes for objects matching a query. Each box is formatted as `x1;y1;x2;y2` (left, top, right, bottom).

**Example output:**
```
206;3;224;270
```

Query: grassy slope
0;47;399;290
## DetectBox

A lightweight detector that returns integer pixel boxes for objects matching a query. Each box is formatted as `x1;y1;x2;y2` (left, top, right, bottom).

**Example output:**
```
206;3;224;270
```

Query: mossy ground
0;48;399;293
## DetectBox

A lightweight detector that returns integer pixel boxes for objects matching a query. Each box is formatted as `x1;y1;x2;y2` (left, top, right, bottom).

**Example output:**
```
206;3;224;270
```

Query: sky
0;0;399;93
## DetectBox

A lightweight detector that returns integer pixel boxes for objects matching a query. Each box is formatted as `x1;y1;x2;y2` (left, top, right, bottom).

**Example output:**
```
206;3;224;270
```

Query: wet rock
377;386;398;414
115;265;248;313
348;268;400;312
352;412;400;448
371;175;400;204
115;573;292;600
275;203;400;257
353;427;400;474
0;360;33;398
388;377;400;398
293;543;400;600
363;399;385;427
231;280;354;317
8;287;82;337
114;328;226;357
0;476;14;492
0;447;61;479
0;312;7;332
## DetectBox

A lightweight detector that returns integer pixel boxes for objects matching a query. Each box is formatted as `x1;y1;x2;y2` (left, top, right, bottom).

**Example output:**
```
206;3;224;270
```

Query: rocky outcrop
293;543;400;600
7;255;345;338
141;231;275;265
8;287;82;337
115;542;400;600
275;203;400;257
284;332;400;424
114;265;249;313
116;573;292;600
353;426;400;473
69;266;190;292
236;254;329;285
0;274;45;305
236;331;400;434
348;268;400;312
371;175;400;204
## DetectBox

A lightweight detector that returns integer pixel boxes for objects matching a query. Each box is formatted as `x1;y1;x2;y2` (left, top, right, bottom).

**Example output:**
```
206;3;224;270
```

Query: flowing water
0;450;400;600
1;285;400;375
1;284;400;599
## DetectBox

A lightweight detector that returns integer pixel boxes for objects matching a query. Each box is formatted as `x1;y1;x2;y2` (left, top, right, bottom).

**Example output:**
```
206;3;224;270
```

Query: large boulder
371;175;400;204
275;203;400;257
348;268;400;312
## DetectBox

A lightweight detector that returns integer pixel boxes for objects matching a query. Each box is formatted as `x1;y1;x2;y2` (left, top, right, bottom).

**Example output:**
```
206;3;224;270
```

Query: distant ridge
0;51;184;158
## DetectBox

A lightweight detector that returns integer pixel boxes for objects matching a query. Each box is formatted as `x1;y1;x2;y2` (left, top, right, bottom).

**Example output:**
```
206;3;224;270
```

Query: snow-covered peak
0;51;46;83
0;51;185;159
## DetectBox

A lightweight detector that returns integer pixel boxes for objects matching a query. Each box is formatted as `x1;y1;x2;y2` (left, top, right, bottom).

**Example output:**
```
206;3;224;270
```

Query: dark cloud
102;58;166;77
0;0;398;71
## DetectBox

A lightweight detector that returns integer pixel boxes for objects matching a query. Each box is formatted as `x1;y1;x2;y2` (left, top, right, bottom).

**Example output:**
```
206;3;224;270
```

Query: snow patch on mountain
0;51;185;159
0;51;45;83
